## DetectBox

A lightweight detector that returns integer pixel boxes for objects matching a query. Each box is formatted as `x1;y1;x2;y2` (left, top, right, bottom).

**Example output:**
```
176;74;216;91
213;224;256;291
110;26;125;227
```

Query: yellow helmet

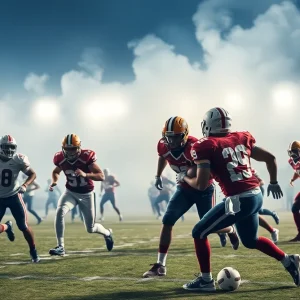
162;116;189;149
288;141;300;162
62;134;81;161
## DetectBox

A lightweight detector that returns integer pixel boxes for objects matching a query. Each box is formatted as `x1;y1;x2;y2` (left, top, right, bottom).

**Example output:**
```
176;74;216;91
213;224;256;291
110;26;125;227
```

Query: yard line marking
0;274;294;286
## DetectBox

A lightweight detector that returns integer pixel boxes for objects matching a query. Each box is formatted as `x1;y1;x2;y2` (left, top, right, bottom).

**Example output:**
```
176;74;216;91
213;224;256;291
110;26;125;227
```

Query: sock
194;238;211;273
256;236;285;261
293;212;300;234
280;254;291;268
157;244;169;266
92;223;110;236
202;272;213;282
0;224;8;233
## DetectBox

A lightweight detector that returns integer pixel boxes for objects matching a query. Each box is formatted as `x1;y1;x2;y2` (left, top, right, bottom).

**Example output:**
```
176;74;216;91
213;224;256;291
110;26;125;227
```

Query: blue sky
0;0;205;92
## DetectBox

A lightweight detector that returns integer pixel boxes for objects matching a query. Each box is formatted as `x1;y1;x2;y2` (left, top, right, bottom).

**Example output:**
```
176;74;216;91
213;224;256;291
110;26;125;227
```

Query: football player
182;107;300;291
22;174;42;225
148;181;159;215
252;168;280;225
287;141;300;242
154;176;176;219
142;116;239;278
44;179;60;219
0;135;40;262
48;134;114;256
99;168;123;221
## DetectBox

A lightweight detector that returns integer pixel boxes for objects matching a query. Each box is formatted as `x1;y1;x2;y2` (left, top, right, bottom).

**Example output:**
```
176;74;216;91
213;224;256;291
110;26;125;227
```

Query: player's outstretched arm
183;159;211;191
85;162;105;181
251;146;277;183
251;146;283;199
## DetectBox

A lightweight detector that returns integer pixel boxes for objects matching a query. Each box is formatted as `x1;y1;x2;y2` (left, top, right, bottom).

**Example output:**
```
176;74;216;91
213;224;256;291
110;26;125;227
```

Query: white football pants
55;189;110;247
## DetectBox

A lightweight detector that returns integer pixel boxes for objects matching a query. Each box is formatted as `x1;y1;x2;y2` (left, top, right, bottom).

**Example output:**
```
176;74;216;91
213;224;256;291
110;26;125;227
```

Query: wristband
270;181;278;184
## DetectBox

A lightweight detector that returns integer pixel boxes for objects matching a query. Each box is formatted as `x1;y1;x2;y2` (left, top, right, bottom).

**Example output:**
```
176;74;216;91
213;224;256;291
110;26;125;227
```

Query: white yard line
0;274;294;286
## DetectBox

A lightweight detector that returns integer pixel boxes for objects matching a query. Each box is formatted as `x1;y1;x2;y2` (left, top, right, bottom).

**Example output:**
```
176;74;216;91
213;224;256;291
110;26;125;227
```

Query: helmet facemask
62;146;81;161
288;149;300;163
164;132;186;149
0;143;17;159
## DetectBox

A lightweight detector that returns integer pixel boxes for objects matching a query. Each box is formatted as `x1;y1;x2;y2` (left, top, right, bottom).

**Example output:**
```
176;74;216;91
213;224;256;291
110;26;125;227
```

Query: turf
0;212;299;300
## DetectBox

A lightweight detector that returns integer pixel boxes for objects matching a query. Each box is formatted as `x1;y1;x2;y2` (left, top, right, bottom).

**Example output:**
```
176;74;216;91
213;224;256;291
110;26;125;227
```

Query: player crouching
49;134;114;256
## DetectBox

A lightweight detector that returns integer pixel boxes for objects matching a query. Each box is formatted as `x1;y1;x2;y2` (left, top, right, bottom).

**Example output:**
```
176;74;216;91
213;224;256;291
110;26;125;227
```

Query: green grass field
0;212;300;300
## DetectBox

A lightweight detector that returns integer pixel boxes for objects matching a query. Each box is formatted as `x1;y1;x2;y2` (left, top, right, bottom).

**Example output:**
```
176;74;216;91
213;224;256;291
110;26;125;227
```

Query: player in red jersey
287;141;300;242
181;107;300;291
48;134;114;256
99;168;122;221
142;116;239;278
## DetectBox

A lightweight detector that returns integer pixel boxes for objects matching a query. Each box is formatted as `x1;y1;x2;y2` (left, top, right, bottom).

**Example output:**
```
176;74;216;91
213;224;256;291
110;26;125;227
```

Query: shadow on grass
59;285;295;300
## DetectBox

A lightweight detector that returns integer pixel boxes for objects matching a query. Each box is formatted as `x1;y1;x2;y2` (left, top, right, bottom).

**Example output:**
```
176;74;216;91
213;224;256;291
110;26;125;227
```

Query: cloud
2;0;300;212
23;72;49;95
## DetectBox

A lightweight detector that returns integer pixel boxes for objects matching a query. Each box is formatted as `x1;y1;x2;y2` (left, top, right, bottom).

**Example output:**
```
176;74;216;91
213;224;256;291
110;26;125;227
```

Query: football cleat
37;219;43;225
183;275;216;292
285;254;300;286
289;234;300;242
49;245;65;256
272;212;280;225
5;220;15;242
271;228;279;244
142;263;167;278
228;228;239;250
119;215;123;222
218;233;227;247
104;229;114;251
30;249;41;263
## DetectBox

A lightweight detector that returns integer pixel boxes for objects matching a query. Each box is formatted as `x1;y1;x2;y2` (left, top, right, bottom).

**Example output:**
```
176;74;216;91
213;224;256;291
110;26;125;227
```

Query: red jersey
191;131;260;196
53;149;97;193
157;136;212;189
103;175;117;193
288;158;300;175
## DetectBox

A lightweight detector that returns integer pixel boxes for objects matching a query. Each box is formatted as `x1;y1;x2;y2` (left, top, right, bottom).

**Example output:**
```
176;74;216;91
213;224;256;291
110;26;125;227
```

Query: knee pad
292;202;300;213
241;238;257;249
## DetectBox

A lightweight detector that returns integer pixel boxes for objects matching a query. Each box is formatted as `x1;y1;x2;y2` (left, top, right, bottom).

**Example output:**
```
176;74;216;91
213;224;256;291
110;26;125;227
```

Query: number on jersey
222;144;252;182
65;170;88;187
1;169;13;187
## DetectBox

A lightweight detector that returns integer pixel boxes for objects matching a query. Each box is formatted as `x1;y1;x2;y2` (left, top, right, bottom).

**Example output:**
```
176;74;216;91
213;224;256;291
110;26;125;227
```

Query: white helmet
0;135;17;159
103;168;110;176
201;107;232;137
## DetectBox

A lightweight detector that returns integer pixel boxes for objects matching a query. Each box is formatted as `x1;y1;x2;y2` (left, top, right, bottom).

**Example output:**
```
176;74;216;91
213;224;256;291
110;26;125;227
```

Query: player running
99;168;123;221
48;134;114;256
287;141;300;242
181;107;300;291
0;135;40;262
142;116;239;278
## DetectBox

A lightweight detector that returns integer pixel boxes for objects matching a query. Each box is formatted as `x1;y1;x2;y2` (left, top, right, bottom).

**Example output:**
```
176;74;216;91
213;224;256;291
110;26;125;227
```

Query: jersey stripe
216;108;226;128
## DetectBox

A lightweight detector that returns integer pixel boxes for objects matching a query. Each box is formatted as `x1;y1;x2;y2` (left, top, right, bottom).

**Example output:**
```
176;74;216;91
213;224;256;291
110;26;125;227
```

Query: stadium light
272;85;295;109
32;98;60;123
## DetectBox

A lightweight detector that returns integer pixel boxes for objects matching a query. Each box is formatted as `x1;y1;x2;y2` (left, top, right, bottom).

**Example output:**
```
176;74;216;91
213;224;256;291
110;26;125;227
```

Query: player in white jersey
0;135;40;262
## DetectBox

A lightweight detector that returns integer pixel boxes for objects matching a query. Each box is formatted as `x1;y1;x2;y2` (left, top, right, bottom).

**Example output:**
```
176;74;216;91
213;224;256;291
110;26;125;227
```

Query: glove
18;184;27;194
176;171;187;183
49;182;57;192
155;176;163;190
267;182;283;199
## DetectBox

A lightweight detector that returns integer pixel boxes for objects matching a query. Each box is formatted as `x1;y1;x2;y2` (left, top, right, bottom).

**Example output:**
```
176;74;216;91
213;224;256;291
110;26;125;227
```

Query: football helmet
201;107;232;137
288;141;300;163
162;116;189;149
103;168;110;176
62;134;81;161
0;135;17;159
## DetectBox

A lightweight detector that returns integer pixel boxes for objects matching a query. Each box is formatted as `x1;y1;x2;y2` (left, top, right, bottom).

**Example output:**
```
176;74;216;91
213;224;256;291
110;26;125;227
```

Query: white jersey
0;153;30;198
